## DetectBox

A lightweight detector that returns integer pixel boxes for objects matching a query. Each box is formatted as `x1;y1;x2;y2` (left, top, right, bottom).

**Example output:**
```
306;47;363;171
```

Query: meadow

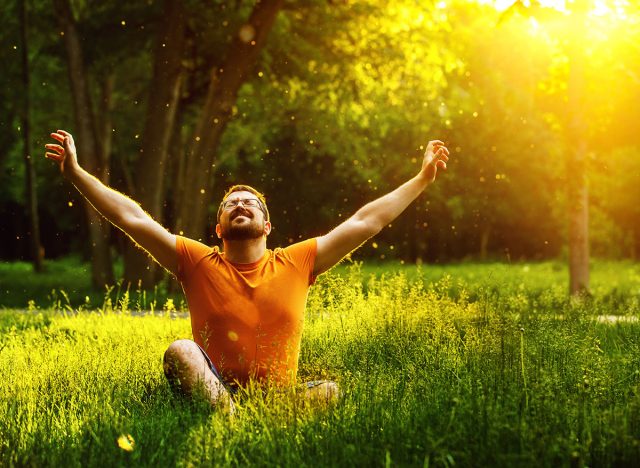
1;260;640;466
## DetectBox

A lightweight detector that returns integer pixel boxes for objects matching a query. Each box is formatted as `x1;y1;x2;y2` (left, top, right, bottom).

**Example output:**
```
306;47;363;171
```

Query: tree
109;0;285;287
213;0;458;259
441;0;561;261
19;0;44;272
122;0;186;288
502;0;593;295
54;0;114;287
565;1;590;296
174;0;285;241
3;0;636;271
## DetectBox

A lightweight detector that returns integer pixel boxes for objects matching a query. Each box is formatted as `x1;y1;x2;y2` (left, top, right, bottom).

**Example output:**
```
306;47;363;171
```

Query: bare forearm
314;140;448;275
353;174;430;233
67;167;145;227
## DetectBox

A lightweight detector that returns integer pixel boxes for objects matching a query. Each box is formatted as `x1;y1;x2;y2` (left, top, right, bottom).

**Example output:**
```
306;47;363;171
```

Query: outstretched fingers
50;132;64;143
45;143;64;154
428;141;449;155
46;132;69;163
50;130;73;146
433;146;450;163
45;152;63;162
436;146;450;158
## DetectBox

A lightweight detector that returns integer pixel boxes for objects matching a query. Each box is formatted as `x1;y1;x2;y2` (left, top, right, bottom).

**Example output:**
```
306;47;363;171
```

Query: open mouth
231;209;252;221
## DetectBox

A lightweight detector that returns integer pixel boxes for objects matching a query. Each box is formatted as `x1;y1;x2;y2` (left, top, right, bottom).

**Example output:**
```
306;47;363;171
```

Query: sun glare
482;0;630;19
486;0;568;12
591;0;629;19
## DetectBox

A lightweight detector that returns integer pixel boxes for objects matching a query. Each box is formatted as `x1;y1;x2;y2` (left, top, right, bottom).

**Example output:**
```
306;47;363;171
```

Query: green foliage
2;0;640;265
1;263;640;465
216;0;458;248
590;146;640;258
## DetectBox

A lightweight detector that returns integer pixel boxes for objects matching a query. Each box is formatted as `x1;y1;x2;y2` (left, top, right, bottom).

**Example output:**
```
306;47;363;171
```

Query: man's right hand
45;129;80;178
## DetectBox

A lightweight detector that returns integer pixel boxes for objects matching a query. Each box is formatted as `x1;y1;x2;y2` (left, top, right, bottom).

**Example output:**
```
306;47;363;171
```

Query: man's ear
215;223;222;239
264;221;272;237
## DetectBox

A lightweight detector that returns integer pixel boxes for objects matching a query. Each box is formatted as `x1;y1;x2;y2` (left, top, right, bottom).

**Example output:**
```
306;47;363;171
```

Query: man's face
216;191;270;241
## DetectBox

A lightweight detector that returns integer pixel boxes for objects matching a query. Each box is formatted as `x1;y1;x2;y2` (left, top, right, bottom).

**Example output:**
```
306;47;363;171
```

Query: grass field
1;260;640;466
0;256;186;311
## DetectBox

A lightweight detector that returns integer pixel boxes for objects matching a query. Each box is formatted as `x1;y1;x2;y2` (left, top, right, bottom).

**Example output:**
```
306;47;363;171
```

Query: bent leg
163;339;234;412
302;380;341;405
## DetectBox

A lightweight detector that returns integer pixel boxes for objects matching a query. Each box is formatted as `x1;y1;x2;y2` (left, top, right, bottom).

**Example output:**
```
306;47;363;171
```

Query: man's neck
222;237;267;264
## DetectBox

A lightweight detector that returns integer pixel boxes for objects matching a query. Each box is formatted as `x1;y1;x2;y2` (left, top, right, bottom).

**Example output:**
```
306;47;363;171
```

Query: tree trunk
174;0;285;239
123;0;186;288
96;74;115;184
55;0;114;287
20;0;43;272
480;226;490;261
166;109;187;294
567;141;589;296
566;4;590;296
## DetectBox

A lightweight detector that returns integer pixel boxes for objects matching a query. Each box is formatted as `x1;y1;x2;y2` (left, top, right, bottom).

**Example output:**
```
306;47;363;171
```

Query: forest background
1;0;639;293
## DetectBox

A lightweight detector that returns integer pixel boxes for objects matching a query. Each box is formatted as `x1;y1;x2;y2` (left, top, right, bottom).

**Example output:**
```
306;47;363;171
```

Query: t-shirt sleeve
175;235;213;282
283;238;318;285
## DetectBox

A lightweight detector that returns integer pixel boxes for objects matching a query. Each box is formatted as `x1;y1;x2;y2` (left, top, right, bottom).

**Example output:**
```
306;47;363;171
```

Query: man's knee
162;339;231;410
164;339;198;360
163;339;200;378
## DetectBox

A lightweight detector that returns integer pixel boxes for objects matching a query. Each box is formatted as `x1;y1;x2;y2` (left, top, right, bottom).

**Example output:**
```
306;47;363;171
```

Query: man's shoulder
176;235;221;272
273;238;317;267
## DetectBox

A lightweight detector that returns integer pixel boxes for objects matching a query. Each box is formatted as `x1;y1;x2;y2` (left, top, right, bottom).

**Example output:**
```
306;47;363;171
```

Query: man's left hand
420;140;450;183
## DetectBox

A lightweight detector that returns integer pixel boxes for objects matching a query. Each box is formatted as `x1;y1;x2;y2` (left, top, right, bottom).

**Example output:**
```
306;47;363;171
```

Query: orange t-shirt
175;236;317;387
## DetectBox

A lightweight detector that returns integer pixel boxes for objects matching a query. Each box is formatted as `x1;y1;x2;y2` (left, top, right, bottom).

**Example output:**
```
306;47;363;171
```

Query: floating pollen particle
238;24;256;43
117;434;135;452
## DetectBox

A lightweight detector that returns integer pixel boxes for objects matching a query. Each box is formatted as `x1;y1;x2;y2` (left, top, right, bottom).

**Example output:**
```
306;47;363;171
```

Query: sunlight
482;0;630;19
590;0;629;19
486;0;569;12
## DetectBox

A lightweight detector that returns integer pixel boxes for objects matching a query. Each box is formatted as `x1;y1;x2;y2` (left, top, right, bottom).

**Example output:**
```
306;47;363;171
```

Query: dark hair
216;184;270;223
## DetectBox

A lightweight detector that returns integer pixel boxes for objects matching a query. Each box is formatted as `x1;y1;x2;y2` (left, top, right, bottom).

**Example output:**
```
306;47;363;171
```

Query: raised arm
314;140;450;276
45;130;177;275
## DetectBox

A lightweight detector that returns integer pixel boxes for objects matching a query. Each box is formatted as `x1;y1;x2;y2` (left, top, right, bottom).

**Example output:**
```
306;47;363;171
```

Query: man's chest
189;263;310;325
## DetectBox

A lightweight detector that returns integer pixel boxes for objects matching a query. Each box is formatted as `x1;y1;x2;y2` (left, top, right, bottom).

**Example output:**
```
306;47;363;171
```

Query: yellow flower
117;434;135;452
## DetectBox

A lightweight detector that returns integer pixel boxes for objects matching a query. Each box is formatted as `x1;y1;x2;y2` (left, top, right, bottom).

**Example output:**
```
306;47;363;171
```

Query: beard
219;209;265;240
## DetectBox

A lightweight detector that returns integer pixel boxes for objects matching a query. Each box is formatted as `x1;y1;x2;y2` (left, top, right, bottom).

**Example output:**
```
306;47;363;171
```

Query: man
45;129;449;410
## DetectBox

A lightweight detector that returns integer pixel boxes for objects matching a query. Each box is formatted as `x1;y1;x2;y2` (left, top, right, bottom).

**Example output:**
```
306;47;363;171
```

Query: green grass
0;256;184;310
3;257;640;312
1;262;640;466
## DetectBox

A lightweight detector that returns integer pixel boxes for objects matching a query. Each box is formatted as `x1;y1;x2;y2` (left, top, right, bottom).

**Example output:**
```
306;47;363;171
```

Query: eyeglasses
221;198;262;210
